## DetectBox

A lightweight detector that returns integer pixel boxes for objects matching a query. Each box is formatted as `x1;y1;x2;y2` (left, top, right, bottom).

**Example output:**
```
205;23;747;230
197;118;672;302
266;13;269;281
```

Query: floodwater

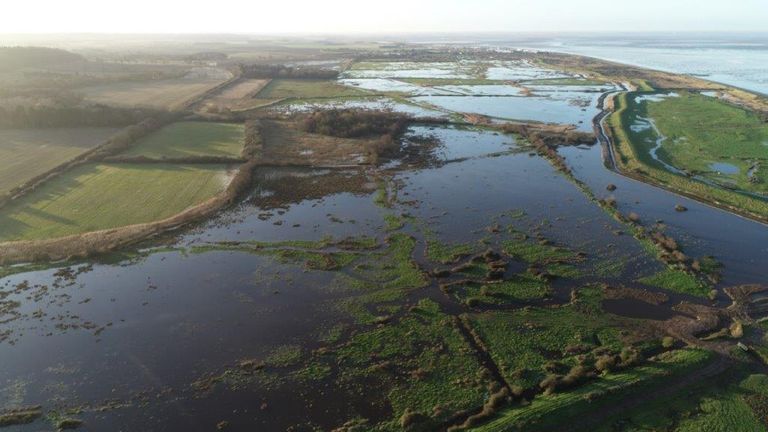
272;97;449;118
560;143;768;286
412;93;599;131
0;124;667;431
3;56;768;430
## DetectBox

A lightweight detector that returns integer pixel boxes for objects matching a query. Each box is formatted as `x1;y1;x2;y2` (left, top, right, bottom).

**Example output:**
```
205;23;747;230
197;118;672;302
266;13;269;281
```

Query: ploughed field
1;53;768;432
78;68;232;111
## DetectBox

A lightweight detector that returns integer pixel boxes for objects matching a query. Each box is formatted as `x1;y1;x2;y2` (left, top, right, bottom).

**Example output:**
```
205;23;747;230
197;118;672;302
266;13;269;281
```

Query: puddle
710;162;740;175
602;298;677;320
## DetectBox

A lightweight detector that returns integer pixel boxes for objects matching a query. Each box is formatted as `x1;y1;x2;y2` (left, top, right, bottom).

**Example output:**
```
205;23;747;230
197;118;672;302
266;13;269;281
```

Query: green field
607;92;768;219
0;163;229;241
633;92;768;193
591;372;768;432
255;79;367;100
0;127;117;195
470;349;715;432
121;121;245;159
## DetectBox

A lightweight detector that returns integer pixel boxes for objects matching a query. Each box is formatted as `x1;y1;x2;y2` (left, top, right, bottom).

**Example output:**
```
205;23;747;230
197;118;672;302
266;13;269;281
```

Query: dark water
560;144;768;286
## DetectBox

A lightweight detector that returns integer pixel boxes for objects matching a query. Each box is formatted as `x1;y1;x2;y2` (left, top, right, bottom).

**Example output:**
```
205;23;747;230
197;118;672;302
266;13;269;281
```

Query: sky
1;0;766;33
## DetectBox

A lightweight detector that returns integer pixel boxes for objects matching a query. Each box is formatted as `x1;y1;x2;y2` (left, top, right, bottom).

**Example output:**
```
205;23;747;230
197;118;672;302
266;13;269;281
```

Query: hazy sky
2;0;766;33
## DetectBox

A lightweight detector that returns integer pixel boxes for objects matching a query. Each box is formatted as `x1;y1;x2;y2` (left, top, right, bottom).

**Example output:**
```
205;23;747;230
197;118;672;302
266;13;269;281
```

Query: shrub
662;336;675;348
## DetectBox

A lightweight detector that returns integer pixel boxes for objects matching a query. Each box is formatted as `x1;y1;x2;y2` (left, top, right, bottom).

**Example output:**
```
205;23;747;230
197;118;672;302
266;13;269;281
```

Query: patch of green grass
607;91;768;219
469;349;715;432
452;274;552;306
256;79;367;100
0;163;229;241
293;362;332;382
265;344;303;368
502;240;580;264
591;371;768;432
426;239;477;264
121;121;245;159
637;268;709;297
642;92;768;192
329;233;427;324
383;214;404;231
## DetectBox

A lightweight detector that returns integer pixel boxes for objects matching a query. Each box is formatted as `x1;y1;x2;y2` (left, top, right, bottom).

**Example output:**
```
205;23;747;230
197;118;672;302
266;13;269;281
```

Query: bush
662;336;675;348
300;109;409;139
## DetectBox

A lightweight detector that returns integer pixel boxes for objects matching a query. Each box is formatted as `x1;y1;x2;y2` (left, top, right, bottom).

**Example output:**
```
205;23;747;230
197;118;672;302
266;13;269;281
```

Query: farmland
79;74;230;110
0;127;117;194
0;163;230;241
120;121;245;159
199;79;271;112
254;79;368;100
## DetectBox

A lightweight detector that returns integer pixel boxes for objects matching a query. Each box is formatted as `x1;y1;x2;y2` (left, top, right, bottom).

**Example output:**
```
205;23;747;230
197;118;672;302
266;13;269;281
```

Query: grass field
120;121;245;159
254;79;367;100
0;163;230;241
607;92;768;219
80;77;227;110
0;127;117;195
635;92;768;193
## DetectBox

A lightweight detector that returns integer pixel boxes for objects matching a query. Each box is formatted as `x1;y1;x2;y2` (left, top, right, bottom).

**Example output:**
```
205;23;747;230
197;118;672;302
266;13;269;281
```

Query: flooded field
2;53;768;432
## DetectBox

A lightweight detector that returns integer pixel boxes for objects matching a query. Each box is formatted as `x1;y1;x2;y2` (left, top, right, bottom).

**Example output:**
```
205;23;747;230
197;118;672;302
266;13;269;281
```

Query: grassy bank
255;79;367;100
